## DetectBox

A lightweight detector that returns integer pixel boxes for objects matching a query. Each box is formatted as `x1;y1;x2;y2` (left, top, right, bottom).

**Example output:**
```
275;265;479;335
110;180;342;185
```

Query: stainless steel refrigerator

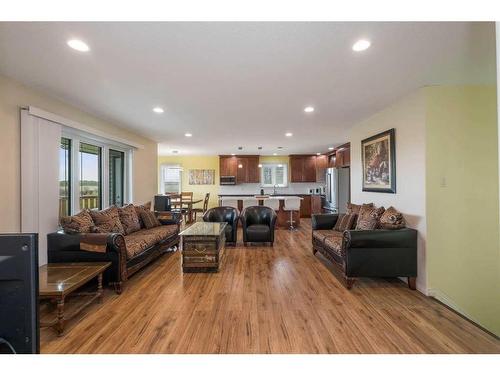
323;167;350;213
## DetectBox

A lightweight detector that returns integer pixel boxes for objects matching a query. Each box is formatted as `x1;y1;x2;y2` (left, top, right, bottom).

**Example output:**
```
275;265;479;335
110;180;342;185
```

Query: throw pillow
346;202;374;215
60;209;94;233
90;206;125;234
135;201;152;228
140;210;161;229
355;206;386;230
333;213;357;231
118;204;141;235
379;206;406;229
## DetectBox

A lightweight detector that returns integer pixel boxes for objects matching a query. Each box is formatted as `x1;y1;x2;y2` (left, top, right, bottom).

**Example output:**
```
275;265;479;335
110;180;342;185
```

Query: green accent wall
426;86;500;336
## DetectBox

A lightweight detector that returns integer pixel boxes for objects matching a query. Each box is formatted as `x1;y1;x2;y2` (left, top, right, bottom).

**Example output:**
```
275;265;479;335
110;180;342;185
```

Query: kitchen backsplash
219;182;326;195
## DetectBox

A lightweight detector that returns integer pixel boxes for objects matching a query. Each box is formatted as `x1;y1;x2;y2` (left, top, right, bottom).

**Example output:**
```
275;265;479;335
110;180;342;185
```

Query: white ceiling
0;22;496;155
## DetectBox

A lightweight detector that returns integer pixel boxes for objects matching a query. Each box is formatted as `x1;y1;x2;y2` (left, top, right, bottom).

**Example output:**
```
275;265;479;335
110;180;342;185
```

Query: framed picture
188;169;215;185
361;128;396;193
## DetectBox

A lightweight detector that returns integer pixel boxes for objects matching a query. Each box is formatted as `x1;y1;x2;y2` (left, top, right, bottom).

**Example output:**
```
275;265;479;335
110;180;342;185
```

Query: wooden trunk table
39;262;111;336
179;222;226;272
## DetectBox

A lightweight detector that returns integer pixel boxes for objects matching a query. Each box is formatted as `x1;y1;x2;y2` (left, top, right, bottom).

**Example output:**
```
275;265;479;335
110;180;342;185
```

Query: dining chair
169;193;189;223
192;193;210;221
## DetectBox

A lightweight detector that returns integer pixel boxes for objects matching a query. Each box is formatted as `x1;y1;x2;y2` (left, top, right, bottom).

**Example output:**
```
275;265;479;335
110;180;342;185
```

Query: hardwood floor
40;220;500;353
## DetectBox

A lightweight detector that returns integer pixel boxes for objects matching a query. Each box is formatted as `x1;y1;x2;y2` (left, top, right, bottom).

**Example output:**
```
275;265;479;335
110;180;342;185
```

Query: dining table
171;197;203;224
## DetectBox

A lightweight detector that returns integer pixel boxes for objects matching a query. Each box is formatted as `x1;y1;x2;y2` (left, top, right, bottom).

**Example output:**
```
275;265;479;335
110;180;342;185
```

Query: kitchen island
218;195;305;228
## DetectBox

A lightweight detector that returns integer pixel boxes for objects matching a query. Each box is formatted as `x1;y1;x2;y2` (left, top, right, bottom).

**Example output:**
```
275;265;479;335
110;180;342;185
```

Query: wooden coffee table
39;262;110;336
180;222;226;272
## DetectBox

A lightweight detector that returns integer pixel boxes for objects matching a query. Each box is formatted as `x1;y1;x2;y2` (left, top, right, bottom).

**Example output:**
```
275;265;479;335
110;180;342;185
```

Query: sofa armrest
345;228;417;249
311;214;338;230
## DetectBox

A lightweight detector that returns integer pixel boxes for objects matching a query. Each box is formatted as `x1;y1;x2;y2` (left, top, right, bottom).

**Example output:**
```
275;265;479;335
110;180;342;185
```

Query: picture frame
361;128;396;193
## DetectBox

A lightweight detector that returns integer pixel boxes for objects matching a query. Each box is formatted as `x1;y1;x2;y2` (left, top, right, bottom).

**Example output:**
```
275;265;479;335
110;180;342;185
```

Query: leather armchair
240;206;277;246
202;206;239;245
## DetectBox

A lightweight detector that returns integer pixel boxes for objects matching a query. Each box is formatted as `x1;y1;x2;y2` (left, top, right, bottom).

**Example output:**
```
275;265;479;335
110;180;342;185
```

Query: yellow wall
425;85;500;336
0;74;158;232
158;155;220;209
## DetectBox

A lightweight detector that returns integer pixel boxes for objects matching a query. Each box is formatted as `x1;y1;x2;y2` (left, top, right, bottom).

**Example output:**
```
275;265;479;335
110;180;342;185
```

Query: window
260;163;288;187
109;149;125;206
59;130;132;214
59;138;71;218
79;143;102;210
160;165;182;194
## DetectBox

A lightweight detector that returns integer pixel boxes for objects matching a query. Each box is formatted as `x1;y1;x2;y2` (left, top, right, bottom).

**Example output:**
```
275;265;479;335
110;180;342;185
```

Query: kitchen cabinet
290;155;318;183
299;195;311;218
220;155;259;184
311;195;322;215
326;143;351;169
219;156;238;177
315;155;328;182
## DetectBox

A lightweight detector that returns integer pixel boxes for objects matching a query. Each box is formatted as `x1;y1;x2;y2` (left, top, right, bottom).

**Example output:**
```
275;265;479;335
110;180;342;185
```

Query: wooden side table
39;262;111;336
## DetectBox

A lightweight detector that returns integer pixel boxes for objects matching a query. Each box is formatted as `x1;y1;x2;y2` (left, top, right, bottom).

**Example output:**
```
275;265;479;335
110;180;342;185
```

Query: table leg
97;273;104;303
56;297;65;336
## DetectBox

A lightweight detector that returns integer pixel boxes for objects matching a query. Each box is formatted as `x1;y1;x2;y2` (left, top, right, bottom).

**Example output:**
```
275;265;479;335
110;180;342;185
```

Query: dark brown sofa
47;210;181;293
312;212;417;290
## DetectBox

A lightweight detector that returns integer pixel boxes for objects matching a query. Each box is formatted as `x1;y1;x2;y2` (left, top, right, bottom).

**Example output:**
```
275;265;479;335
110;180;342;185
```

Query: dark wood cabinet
311;195;322;215
219;156;238;177
290;155;318;183
326;144;351;169
299;195;311;218
220;155;259;184
315;155;328;182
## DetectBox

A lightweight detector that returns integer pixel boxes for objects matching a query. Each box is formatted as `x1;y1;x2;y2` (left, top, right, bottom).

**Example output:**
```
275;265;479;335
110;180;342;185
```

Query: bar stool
284;197;301;231
220;198;239;209
263;198;280;212
242;198;258;210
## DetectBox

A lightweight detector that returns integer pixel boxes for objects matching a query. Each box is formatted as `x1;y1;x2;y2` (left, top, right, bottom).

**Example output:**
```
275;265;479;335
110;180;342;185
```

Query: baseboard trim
427;288;499;340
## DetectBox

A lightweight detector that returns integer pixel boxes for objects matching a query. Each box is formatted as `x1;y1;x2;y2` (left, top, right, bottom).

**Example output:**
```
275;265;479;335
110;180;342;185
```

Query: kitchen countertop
218;194;322;197
219;195;303;200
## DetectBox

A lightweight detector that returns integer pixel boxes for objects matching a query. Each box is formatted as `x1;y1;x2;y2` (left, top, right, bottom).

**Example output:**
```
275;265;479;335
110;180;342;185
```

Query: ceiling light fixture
285;132;293;137
153;107;164;113
273;153;277;156
184;133;192;137
258;164;263;168
352;39;371;52
67;39;90;52
231;153;236;156
316;152;321;156
328;147;334;150
304;106;315;113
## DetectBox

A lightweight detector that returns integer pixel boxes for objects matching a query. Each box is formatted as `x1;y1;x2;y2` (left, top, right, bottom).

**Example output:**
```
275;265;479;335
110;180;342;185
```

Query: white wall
349;90;427;293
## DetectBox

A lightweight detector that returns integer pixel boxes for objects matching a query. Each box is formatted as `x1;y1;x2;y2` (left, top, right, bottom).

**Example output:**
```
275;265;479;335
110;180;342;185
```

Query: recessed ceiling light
278;164;283;168
258;164;263;168
352;39;371;52
231;153;235;156
67;39;90;52
285;132;293;137
273;153;277;156
153;107;164;113
184;133;192;137
304;106;315;113
328;147;334;150
316;152;321;156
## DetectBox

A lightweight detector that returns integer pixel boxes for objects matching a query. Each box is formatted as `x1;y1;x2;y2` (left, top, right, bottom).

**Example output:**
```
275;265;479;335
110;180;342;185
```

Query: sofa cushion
118;204;141;235
323;235;344;257
140;210;161;229
134;201;152;228
346;202;374;216
355;206;385;230
90;206;125;234
379;206;406;229
124;225;178;259
334;213;357;231
60;209;94;233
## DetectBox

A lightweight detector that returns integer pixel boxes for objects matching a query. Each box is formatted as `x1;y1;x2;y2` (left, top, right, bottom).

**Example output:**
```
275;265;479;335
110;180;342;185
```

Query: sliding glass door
79;142;102;210
109;149;125;206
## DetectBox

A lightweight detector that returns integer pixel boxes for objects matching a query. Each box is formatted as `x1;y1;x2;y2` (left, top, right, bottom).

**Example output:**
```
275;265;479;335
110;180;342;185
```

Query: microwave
220;176;236;185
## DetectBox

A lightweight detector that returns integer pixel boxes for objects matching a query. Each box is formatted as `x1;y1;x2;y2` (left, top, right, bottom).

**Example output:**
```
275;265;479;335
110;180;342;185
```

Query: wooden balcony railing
59;195;99;217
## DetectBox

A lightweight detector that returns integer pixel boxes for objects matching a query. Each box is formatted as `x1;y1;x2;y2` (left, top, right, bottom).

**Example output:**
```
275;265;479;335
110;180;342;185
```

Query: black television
154;194;172;212
0;233;39;354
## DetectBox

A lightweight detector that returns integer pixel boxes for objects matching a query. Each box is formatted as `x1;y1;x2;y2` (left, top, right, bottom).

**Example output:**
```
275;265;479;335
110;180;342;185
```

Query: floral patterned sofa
47;202;181;293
